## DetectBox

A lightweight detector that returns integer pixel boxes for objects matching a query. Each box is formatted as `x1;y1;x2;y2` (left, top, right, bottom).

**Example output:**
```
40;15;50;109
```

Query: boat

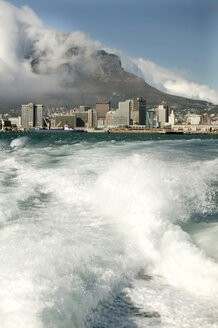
29;125;84;133
165;131;184;134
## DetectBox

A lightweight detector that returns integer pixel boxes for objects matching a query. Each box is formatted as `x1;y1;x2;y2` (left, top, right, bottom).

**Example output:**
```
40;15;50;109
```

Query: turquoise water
0;133;218;328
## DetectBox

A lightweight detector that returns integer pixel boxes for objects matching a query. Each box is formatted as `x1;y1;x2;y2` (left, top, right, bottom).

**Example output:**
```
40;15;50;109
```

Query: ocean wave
0;135;217;328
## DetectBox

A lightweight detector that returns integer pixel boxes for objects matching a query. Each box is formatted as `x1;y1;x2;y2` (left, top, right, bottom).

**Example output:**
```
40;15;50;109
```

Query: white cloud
0;0;218;106
123;57;218;104
0;0;103;104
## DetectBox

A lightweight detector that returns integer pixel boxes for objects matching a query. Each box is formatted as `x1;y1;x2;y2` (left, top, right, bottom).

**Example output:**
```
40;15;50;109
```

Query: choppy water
0;132;218;328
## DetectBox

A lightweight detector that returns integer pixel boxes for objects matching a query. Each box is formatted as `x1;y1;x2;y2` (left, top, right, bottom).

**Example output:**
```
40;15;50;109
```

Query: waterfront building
201;113;211;125
97;119;105;126
105;110;116;125
0;119;11;130
172;124;218;133
154;114;159;128
130;98;146;125
156;102;170;127
54;110;97;129
35;104;44;127
95;102;110;119
9;116;21;128
54;115;76;128
169;110;175;125
185;113;201;125
21;103;35;129
146;109;155;129
112;100;131;126
138;97;146;125
88;109;98;128
21;103;44;128
75;112;89;127
130;99;139;124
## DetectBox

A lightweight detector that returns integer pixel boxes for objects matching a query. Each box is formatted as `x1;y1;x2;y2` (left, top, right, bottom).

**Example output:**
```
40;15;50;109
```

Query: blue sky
8;0;218;90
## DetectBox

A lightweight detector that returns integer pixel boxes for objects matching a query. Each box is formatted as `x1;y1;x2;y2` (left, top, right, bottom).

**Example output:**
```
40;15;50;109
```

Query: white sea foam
191;223;218;261
0;137;217;328
10;136;28;148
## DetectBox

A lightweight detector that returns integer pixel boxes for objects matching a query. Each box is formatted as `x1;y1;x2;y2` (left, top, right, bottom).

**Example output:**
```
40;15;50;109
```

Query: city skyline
1;97;217;135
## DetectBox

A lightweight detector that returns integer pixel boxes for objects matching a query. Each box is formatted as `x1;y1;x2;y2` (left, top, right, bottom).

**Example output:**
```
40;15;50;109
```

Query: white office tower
112;100;131;126
105;110;116;125
156;102;170;128
169;110;175;125
154;113;159;128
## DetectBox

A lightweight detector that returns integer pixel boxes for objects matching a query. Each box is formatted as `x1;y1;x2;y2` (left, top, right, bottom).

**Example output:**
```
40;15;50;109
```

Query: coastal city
1;98;218;134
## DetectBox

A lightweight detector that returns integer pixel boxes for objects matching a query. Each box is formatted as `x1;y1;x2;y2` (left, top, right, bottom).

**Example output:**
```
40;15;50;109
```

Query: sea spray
0;134;217;328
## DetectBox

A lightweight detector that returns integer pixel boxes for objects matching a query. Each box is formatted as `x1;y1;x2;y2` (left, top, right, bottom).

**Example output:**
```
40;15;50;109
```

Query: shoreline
0;130;217;135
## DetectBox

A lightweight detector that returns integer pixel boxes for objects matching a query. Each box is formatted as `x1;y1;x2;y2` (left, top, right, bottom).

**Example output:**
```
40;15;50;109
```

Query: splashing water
10;136;28;148
0;133;217;328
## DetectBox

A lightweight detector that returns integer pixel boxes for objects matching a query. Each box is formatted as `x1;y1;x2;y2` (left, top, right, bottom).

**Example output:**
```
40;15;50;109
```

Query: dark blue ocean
0;133;218;328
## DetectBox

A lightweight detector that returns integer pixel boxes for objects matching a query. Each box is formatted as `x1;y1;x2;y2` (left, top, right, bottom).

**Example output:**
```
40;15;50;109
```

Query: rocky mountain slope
30;47;215;112
4;46;217;113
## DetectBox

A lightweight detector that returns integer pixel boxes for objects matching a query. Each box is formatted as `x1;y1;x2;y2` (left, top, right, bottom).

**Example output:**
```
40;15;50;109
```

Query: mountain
29;48;216;112
3;47;218;113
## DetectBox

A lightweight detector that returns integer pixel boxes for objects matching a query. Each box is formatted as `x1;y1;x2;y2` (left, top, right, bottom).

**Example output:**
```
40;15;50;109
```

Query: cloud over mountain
128;58;218;105
0;0;104;105
0;0;218;107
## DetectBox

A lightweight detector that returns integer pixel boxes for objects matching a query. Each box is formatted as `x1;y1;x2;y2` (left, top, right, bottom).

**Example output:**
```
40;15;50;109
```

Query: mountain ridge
2;48;218;114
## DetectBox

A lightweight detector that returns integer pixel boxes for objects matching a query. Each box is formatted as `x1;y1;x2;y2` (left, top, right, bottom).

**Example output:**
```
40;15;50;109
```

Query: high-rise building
112;100;131;126
138;97;146;125
146;109;155;129
156;102;170;128
95;102;110;119
105;110;116;125
21;103;44;128
21;103;35;129
130;99;139;124
35;104;44;127
130;97;146;125
169;110;175;125
87;110;97;128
